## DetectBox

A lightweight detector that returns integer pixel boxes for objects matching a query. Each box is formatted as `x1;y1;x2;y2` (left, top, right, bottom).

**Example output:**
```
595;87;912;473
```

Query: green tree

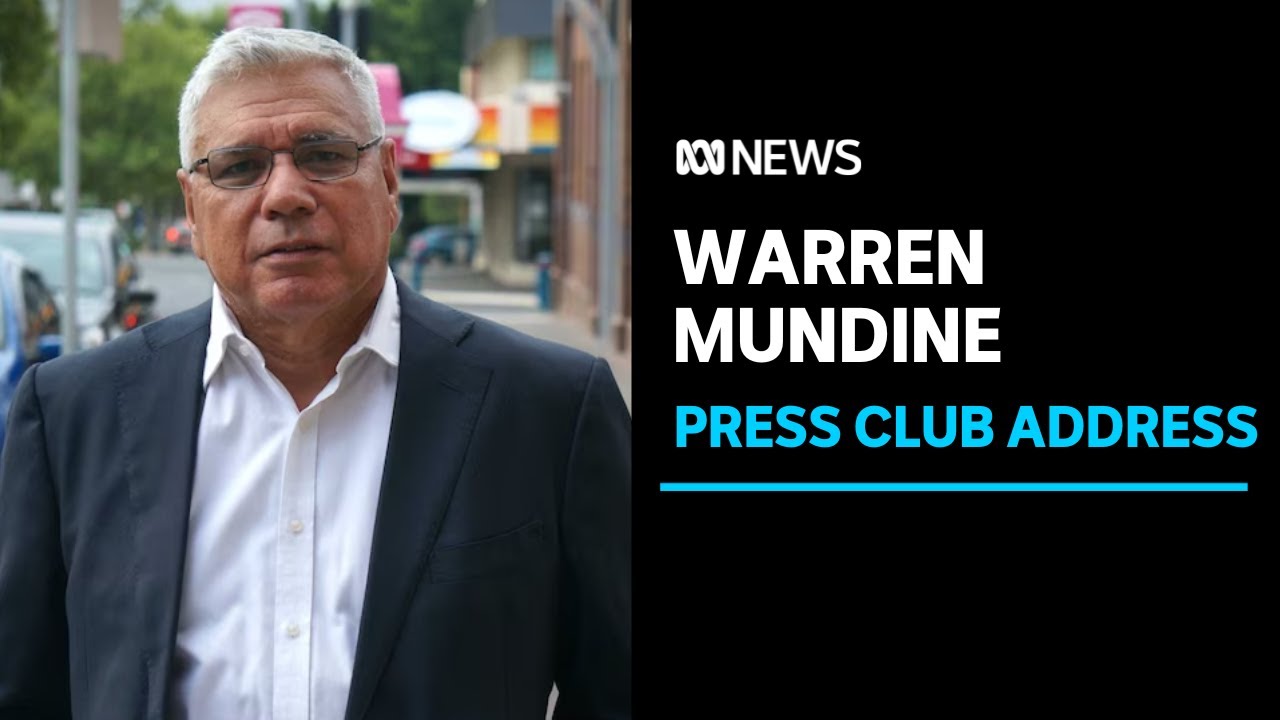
0;0;53;96
0;0;54;179
365;0;474;93
1;2;215;214
78;6;211;214
0;63;59;205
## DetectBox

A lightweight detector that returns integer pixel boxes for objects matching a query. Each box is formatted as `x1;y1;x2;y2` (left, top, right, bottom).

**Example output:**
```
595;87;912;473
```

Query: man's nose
259;152;318;219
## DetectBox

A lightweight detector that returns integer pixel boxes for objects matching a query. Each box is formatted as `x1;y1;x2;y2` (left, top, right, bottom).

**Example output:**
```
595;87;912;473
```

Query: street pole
292;0;308;30
340;0;358;51
61;0;80;353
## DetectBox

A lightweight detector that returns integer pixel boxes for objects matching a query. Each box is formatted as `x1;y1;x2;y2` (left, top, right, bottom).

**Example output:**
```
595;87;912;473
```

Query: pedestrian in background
408;229;429;291
0;26;631;720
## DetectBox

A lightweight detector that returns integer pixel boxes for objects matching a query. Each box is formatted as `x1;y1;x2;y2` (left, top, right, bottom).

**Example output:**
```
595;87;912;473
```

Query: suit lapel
344;282;492;720
114;304;210;720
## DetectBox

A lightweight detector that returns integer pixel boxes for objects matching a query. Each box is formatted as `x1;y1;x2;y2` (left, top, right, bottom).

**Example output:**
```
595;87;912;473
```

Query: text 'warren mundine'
674;228;1000;363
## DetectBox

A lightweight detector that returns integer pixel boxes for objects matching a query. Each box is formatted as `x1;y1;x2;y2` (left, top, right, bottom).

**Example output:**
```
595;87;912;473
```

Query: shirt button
286;623;300;639
236;345;251;358
289;520;304;534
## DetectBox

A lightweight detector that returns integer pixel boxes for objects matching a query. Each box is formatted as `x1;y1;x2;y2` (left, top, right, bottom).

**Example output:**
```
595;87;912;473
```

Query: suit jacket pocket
426;519;545;584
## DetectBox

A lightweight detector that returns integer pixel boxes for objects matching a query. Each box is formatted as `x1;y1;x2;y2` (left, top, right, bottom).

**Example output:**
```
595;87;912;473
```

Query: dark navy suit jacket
0;278;631;719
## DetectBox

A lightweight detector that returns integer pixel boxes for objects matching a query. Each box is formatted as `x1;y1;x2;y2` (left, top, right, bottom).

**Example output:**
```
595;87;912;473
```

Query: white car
0;210;139;350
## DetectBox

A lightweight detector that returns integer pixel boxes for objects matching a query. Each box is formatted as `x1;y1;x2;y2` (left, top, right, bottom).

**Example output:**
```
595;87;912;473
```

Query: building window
529;39;556;81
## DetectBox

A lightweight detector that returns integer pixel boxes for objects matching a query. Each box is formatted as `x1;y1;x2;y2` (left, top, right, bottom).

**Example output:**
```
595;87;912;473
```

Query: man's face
177;63;399;329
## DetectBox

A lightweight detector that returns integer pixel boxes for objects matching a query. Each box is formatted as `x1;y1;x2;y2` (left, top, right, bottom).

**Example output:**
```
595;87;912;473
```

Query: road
135;249;212;320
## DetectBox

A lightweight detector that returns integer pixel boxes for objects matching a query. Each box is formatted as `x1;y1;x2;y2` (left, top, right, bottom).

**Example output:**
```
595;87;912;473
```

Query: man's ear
176;168;204;259
380;141;401;234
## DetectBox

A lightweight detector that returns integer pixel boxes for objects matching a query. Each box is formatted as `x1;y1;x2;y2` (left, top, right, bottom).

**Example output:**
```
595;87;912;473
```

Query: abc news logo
676;138;861;176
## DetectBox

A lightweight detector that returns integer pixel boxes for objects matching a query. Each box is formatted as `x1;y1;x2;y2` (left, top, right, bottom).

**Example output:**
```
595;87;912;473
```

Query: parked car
80;207;145;311
164;218;194;253
408;224;476;266
0;210;155;350
0;247;62;450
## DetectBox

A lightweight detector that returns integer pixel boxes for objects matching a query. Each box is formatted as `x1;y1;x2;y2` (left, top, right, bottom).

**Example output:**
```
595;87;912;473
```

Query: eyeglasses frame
186;136;384;189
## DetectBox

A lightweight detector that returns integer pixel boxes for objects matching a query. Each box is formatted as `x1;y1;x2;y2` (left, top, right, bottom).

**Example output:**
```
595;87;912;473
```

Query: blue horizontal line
660;482;1248;492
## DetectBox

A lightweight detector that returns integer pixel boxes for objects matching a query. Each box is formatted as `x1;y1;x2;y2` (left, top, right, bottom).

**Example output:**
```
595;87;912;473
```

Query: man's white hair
178;26;384;169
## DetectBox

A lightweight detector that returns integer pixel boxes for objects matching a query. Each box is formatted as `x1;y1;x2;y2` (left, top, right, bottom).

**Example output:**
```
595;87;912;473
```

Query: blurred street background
136;248;630;407
2;3;630;715
1;0;631;407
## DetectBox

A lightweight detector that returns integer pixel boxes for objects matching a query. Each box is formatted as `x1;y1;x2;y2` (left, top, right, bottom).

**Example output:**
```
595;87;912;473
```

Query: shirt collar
339;270;401;373
203;271;401;388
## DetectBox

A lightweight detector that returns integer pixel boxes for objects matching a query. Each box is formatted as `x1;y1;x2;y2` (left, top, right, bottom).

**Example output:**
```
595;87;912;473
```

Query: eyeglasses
188;137;383;189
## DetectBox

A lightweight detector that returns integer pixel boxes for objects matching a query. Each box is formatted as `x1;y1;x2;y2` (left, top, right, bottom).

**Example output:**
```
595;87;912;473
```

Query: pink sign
227;5;284;31
367;63;431;171
368;64;408;127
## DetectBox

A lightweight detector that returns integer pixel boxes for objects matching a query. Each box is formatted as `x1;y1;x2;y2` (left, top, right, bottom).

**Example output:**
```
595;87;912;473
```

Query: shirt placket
272;406;319;720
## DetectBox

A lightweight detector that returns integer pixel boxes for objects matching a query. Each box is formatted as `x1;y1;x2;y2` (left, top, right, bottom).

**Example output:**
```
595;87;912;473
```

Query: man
0;27;630;720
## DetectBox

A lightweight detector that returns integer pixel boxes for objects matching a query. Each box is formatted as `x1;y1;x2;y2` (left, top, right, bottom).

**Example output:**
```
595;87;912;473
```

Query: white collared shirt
169;272;400;720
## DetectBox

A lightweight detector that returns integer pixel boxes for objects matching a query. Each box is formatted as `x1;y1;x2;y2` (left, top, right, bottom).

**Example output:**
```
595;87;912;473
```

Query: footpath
397;261;631;410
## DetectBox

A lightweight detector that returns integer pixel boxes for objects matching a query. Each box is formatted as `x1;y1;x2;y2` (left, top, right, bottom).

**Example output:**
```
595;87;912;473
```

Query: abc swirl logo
676;139;725;176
